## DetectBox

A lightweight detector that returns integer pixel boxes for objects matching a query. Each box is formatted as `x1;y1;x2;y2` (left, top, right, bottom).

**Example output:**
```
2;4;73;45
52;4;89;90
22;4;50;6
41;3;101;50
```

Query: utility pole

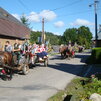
89;0;99;47
42;18;45;44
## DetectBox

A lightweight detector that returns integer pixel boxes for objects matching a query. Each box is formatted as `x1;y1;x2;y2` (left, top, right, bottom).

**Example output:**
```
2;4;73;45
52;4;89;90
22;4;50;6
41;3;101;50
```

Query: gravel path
0;53;89;101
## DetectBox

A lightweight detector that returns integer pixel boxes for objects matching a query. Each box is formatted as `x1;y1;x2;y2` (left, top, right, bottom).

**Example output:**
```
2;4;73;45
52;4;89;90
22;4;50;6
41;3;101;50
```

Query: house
0;7;30;50
97;29;101;47
92;25;101;47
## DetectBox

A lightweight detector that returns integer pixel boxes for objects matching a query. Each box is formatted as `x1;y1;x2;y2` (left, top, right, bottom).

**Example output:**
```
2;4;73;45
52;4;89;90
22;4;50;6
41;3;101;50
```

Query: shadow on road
48;63;84;77
50;53;90;63
50;55;62;60
49;53;90;77
75;54;90;63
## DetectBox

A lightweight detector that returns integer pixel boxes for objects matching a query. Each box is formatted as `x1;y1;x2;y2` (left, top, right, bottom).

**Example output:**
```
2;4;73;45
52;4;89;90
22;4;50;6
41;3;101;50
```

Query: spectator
4;41;12;53
0;42;3;51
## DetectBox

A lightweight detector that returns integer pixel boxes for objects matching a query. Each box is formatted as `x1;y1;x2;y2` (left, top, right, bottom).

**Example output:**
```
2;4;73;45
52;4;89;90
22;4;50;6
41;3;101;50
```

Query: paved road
0;53;89;101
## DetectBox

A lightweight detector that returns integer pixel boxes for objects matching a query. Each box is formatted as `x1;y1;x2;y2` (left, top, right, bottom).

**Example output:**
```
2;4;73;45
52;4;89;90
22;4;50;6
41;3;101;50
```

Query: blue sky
0;0;101;36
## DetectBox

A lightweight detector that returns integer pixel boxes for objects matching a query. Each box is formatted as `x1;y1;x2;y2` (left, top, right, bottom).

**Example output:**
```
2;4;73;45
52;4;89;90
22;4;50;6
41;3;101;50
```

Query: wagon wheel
22;64;29;75
44;59;48;67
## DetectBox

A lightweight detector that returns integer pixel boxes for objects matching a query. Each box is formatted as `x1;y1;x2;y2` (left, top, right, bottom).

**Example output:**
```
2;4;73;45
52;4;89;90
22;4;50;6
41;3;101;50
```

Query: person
0;42;3;51
31;43;38;55
4;41;12;53
21;39;29;54
13;39;22;65
30;43;38;64
41;44;48;58
36;44;48;61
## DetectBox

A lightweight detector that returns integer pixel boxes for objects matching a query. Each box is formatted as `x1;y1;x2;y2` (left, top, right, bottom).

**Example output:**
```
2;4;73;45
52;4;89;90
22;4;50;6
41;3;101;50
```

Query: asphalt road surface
0;53;90;101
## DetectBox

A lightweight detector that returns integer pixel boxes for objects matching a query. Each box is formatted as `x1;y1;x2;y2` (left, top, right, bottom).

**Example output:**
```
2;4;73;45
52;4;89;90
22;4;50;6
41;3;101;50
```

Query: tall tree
77;26;92;48
20;14;30;28
62;26;92;48
63;28;77;44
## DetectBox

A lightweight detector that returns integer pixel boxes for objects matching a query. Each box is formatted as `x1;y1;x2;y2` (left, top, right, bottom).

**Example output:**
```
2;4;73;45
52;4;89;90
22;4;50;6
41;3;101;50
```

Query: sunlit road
0;53;89;101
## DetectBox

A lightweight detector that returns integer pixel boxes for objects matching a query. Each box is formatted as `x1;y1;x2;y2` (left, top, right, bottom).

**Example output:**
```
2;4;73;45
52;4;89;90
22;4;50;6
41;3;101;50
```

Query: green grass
48;76;101;101
48;78;82;101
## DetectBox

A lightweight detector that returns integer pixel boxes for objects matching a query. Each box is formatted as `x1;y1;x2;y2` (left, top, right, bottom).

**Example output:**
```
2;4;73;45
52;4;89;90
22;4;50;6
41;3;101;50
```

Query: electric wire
50;0;81;11
18;0;31;12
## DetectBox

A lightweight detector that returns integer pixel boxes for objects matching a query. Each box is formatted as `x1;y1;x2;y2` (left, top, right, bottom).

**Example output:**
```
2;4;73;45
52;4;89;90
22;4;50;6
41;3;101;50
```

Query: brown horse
59;45;75;59
0;51;13;80
59;45;67;58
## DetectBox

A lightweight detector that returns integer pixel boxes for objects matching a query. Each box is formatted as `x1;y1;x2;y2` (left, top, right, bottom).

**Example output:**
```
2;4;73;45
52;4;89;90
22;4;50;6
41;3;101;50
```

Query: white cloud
12;14;20;20
12;10;57;23
54;21;65;28
27;12;40;22
39;10;57;21
54;32;61;35
32;28;38;32
70;19;94;26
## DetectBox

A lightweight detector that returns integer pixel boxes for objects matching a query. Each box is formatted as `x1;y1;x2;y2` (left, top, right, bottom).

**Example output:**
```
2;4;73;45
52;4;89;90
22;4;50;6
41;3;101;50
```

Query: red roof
0;18;30;39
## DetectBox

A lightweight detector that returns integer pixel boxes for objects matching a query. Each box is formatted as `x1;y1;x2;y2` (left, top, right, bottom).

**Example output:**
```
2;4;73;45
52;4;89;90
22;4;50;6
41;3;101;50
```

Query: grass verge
48;76;101;101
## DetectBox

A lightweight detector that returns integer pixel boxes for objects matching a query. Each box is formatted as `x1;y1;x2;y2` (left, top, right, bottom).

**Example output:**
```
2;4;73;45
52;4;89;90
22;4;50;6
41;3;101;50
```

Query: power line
18;0;30;12
57;8;101;18
17;0;101;22
17;0;82;15
16;0;101;22
51;0;81;11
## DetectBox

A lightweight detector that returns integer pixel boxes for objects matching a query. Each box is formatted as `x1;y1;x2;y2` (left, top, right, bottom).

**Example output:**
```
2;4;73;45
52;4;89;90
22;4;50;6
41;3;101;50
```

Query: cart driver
13;39;22;65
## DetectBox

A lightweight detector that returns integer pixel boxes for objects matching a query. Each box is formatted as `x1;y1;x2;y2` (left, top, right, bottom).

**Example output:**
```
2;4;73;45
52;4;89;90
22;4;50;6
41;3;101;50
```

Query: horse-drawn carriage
29;53;48;67
0;51;29;80
59;45;75;59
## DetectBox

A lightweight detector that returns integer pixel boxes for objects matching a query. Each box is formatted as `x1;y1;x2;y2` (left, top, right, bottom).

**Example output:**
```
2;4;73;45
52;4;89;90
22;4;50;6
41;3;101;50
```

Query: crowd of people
0;39;48;65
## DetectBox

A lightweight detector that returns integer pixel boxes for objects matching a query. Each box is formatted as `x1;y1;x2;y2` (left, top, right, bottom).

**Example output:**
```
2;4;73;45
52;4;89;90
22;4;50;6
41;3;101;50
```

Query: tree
30;31;62;45
62;26;92;48
63;28;78;44
30;31;41;44
77;26;92;48
20;14;30;28
45;32;60;45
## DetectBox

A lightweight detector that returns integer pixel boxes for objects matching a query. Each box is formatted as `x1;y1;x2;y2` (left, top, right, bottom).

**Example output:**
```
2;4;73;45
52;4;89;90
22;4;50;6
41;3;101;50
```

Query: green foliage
30;31;62;45
48;77;101;101
86;48;101;64
20;14;30;28
63;28;77;44
77;26;92;48
30;25;92;47
46;32;61;45
63;26;92;48
30;31;41;44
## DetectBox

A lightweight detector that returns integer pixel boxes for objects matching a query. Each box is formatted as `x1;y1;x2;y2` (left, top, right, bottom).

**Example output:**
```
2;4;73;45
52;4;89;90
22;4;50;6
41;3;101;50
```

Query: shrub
48;77;101;101
86;47;101;64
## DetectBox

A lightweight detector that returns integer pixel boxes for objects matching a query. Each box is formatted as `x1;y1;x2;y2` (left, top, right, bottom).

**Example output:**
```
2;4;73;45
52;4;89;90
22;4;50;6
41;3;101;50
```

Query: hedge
87;47;101;64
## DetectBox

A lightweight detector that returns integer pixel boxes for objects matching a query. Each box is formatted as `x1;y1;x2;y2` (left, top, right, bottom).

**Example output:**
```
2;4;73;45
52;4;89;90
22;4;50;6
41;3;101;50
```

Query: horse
66;46;75;59
59;45;67;58
59;45;75;59
0;51;13;80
